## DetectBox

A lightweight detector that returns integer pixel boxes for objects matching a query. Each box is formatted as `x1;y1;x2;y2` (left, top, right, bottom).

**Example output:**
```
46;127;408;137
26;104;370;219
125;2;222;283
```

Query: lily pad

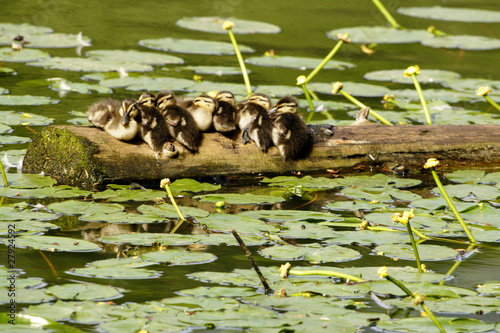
245;55;354;70
0;205;57;221
238;209;342;223
262;175;343;190
277;221;336;239
336;173;421;189
374;243;458;261
169;178;222;195
477;281;500;295
441;78;500;94
0;111;54;125
98;76;195;91
0;23;53;36
309;81;392;97
45;283;126;301
0;134;31;145
434;184;500;201
67;257;160;279
141;249;217;265
260;243;361;263
78;211;163;224
100;233;202;246
376;316;494;333
176;16;281;34
391;88;473;103
0;185;93;199
0;95;57;106
28;57;153;72
179;65;247;75
364;69;460;84
137;203;210;219
87;49;184;65
326;26;433;44
92;186;167;202
23;33;91;48
47;200;124;215
139;37;254;55
13;235;101;252
421;35;500;50
48;79;112;94
0;47;49;62
397;6;500;23
340;186;422;202
194;193;285;205
196;213;279;233
5;173;57;188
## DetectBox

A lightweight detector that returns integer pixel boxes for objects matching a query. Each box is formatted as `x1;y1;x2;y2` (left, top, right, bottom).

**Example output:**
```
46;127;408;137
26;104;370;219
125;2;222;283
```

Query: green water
1;0;500;331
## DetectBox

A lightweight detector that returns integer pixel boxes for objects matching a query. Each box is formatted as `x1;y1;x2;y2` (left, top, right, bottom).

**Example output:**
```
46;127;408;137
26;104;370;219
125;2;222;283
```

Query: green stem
411;74;432;125
170;219;186;234
0;160;8;188
430;168;476;243
386;275;413;296
302;83;316;123
339;90;392;125
405;221;423;272
164;184;185;221
289;269;364;282
484;95;500;112
439;244;475;286
371;0;402;29
305;37;347;84
226;28;252;96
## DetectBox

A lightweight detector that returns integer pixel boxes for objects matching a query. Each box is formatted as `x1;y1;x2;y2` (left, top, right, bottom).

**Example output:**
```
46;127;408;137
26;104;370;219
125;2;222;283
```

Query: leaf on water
441;78;500;95
336;173;421;189
376;316;493;333
0;95;57;106
374;244;458;261
238;209;342;223
99;233;203;246
340;186;422;202
13;235;101;252
308;81;392;97
194;193;285;205
169;178;222;195
0;47;49;62
78;211;163;224
92;186;166;202
253;84;303;97
392;88;473;103
326;230;415;246
245;55;355;70
0;23;54;35
326;26;433;44
477;281;500;295
28;57;153;72
397;6;500;23
0;135;31;145
45;283;126;301
196;213;279;233
48;200;124;216
49;80;112;94
98;75;195;91
23;33;92;48
364;69;460;84
277;221;336;239
0;206;57;221
137;203;210;219
325;200;388;212
260;243;361;263
87;49;184;65
435;184;500;201
139;37;254;55
0;185;93;199
179;65;247;75
262;175;343;190
178;286;257;297
421;35;500;50
5;173;57;188
141;249;217;265
176;16;281;34
0;111;54;125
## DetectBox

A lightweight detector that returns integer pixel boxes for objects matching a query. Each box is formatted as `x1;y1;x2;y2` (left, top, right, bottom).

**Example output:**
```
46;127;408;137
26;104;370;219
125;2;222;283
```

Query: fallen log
22;124;500;190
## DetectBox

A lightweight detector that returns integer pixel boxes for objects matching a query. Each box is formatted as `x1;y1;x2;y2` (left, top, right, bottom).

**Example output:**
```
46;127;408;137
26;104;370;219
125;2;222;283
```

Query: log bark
22;124;500;190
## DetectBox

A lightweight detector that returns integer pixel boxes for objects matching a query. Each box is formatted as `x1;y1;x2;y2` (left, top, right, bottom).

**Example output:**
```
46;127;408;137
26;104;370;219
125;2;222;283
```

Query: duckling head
193;94;218;113
156;90;176;111
269;96;299;115
248;93;272;110
138;92;156;108
120;98;139;125
215;91;236;106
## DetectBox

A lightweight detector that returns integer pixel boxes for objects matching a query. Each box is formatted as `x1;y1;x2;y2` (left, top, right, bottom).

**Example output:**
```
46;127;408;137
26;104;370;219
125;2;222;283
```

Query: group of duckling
87;91;313;161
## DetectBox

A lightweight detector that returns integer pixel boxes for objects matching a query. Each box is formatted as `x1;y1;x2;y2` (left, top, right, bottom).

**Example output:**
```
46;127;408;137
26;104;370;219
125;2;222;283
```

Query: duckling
156;90;201;152
187;94;218;131
237;93;273;153
269;96;312;160
213;91;238;133
87;98;140;141
131;97;178;159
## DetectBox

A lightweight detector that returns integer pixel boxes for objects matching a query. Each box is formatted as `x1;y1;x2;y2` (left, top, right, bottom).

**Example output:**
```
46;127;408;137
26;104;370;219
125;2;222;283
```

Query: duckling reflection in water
134;94;178;159
213;91;238;133
187;94;218;131
156;90;201;152
269;96;312;160
237;93;274;153
87;98;140;141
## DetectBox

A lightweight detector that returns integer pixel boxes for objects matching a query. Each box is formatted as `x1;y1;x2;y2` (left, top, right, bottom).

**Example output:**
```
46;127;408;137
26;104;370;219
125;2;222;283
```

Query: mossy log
23;124;500;190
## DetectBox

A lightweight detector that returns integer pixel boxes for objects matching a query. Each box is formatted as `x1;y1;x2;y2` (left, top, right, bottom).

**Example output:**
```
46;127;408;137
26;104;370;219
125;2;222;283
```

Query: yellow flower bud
423;158;440;169
279;262;292;278
296;75;307;85
337;33;350;43
331;81;343;94
476;86;491;96
160;178;171;188
412;293;426;306
404;65;420;77
222;21;234;30
377;266;388;278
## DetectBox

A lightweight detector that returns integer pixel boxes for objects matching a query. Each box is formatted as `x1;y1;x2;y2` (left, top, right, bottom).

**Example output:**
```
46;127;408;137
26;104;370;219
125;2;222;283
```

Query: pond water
1;0;500;332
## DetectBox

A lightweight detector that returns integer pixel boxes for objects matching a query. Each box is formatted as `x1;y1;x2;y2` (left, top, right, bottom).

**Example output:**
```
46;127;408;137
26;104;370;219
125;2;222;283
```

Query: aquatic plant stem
160;178;185;221
428;167;476;243
302;84;316;123
404;221;423;273
371;0;402;29
0;159;8;188
305;35;348;84
439;245;475;286
223;22;252;96
338;90;392;125
484;95;500;112
288;268;364;282
410;74;432;125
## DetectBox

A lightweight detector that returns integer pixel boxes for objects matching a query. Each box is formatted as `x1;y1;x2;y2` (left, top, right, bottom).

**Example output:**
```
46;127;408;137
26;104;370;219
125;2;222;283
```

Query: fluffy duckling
186;94;218;131
87;98;140;141
134;95;178;159
269;96;312;160
213;91;238;133
156;90;201;152
237;93;274;153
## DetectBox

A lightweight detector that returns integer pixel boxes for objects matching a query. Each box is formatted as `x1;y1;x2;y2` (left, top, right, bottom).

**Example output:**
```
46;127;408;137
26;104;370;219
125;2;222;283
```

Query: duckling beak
121;111;131;126
268;107;278;115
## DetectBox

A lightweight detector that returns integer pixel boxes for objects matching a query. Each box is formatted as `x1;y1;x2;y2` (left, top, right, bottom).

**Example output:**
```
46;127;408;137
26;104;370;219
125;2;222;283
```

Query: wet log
22;124;500;190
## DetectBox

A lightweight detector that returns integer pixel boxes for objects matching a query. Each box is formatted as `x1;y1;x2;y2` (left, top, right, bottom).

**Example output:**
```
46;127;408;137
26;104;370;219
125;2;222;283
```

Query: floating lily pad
364;69;460;84
0;287;55;304
92;186;166;202
421;35;500;50
169;178;222;195
141;249;217;265
196;213;279;233
325;200;388;212
459;203;500;226
238;209;341;223
245;55;355;70
340;186;422;202
45;283;126;301
441;78;500;94
100;233;202;246
48;79;112;94
5;173;57;188
336;173;421;189
0;185;93;199
179;286;257;297
137;203;210;218
477;281;500;295
48;200;124;215
374;244;458;261
262;175;343;190
78;211;163;224
0;23;53;36
376;316;494;333
446;170;500;185
98;75;195;91
434;184;500;201
0;111;54;125
397;6;500;23
410;196;477;212
23;33;91;48
13;235;101;252
326;26;433;44
309;81;392;97
194;193;285;205
139;37;254;55
0;205;57;221
328;230;412;245
176;16;281;34
28;57;153;72
87;49;184;65
188;80;248;96
392;88;473;103
253;84;303;97
0;95;57;105
67;257;160;279
179;65;247;75
260;243;361;263
0;135;31;144
277;221;336;239
0;47;49;62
